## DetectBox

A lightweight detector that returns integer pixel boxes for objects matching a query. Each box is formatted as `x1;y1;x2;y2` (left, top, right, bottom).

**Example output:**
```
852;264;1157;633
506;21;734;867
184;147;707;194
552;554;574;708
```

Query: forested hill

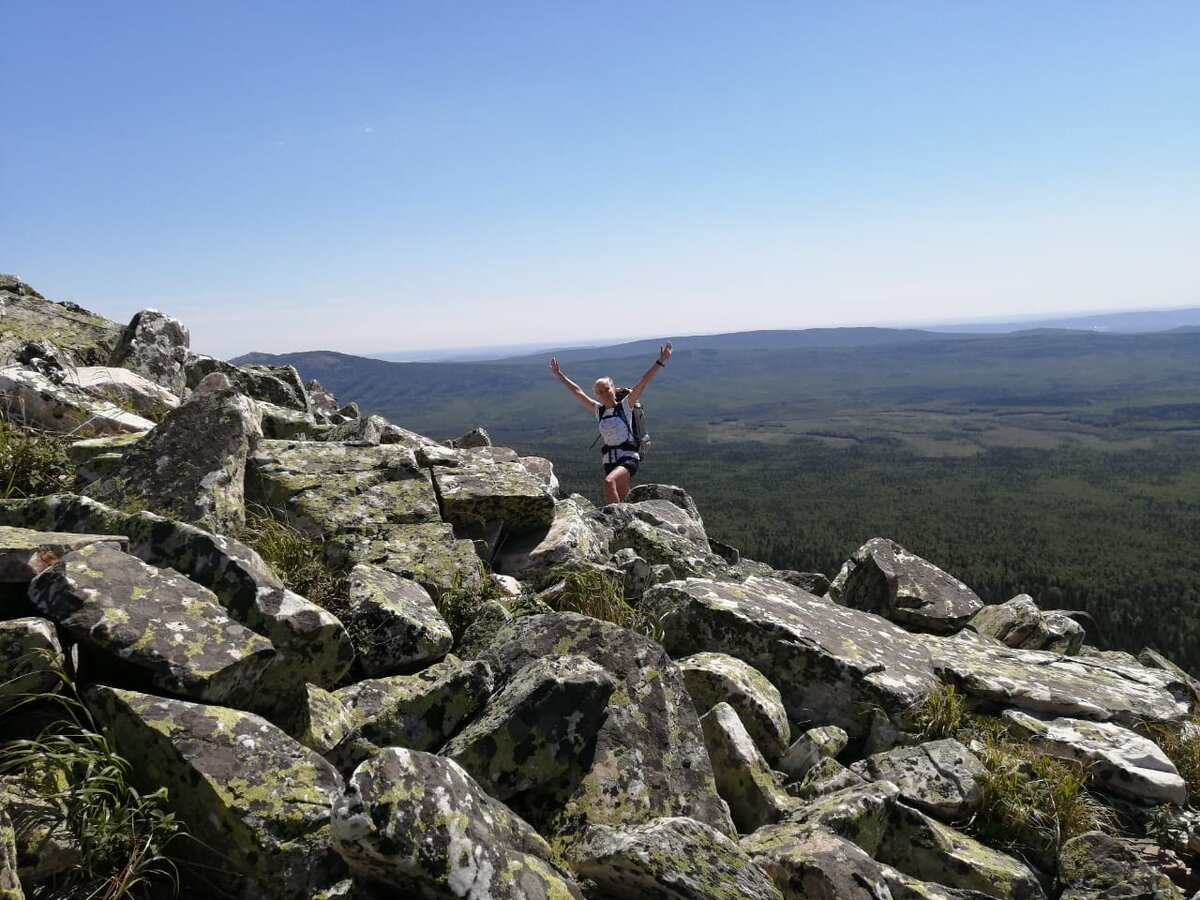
239;327;1200;672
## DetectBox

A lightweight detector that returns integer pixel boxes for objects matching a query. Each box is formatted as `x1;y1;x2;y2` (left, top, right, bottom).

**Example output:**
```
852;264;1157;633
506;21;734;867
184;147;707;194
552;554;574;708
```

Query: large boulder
741;822;895;900
608;516;729;579
1002;709;1187;805
430;453;556;534
330;748;583;898
0;276;122;367
566;816;782;900
0;524;128;585
831;537;983;635
62;365;180;420
107;308;190;395
342;563;452;676
83;383;260;533
1057;831;1182;900
852;738;986;822
442;655;616;822
0;364;156;435
186;356;310;412
29;543;275;707
493;498;607;579
643;576;940;738
333;522;484;596
85;685;347;899
700;703;796;834
480;612;735;841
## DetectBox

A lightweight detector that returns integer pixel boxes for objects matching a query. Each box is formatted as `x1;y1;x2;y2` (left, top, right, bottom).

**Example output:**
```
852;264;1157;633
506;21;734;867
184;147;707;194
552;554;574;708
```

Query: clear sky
4;2;1198;361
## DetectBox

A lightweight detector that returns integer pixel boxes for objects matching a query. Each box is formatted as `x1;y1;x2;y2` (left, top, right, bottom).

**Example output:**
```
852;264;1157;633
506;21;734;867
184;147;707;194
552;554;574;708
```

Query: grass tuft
537;564;663;641
232;505;350;610
0;419;74;499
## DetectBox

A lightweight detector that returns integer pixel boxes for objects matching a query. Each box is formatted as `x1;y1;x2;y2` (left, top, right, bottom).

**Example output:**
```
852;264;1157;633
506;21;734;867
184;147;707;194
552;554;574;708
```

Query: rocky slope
1;274;1197;900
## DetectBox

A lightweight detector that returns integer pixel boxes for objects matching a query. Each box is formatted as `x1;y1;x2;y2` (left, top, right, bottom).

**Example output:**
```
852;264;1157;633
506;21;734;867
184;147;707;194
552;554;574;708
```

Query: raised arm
550;357;599;412
626;341;673;406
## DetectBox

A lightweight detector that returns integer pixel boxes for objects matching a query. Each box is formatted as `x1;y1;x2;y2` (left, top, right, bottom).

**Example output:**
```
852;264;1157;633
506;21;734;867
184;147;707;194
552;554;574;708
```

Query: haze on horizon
4;2;1198;362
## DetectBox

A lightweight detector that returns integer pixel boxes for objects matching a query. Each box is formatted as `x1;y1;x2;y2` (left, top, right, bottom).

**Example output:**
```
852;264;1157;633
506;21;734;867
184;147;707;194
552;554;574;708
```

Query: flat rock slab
741;822;895;900
916;631;1187;726
853;738;986;822
30;543;275;706
332;523;484;595
1003;709;1187;805
85;685;346;899
0;364;156;435
432;458;556;533
643;576;939;738
0;525;127;582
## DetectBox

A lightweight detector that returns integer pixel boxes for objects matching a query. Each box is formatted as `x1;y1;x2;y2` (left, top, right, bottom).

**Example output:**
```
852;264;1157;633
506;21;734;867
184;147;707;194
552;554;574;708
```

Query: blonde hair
593;376;615;394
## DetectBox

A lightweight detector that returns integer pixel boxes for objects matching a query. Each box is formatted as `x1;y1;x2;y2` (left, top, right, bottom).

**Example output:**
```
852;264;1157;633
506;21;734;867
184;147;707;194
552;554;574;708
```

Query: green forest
245;327;1200;674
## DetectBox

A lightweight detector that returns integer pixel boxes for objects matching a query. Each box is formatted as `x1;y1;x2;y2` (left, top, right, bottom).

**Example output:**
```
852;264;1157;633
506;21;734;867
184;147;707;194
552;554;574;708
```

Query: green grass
232;505;350;611
0;419;74;499
0;652;184;899
535;563;663;641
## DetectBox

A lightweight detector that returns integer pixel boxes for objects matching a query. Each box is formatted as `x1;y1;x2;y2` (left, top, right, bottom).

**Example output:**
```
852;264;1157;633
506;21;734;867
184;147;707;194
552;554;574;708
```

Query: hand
657;341;673;365
549;358;562;376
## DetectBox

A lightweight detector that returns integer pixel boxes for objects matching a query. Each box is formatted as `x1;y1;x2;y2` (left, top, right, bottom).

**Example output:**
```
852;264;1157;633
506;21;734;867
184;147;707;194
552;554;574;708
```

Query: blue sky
4;2;1197;360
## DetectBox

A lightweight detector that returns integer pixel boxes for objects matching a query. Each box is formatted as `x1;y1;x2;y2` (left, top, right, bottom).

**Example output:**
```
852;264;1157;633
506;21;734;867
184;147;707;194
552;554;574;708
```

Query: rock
0;804;22;900
330;748;583;898
1;787;80;885
679;651;791;764
853;738;986;822
772;570;832;596
305;379;340;420
83;384;260;533
566;816;783;900
186;357;310;412
29;543;275;706
792;780;900;855
741;822;895;900
331;657;493;771
0;278;122;367
642;576;939;738
832;537;983;635
1002;709;1187;805
517;455;560;498
1138;647;1200;708
0;364;157;434
916;630;1187;727
323;414;389;445
970;594;1085;654
0;617;63;703
877;803;1046;900
108;308;190;395
273;683;354;755
431;456;556;534
1058;831;1182;900
480;612;735;840
86;685;347;899
700;702;796;834
612;548;656;601
629;498;708;545
626;484;703;523
62;365;180;420
66;432;146;488
332;522;484;596
492;498;607;579
443;655;616;823
453;599;515;659
608;515;729;579
787;757;866;800
778;725;850;782
343;563;452;676
0;524;128;584
452;426;492;448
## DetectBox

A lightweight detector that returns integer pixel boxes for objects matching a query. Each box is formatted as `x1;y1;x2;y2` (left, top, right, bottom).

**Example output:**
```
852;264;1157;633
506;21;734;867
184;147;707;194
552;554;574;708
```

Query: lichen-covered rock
0;617;63;703
791;780;900;856
1137;647;1200;708
517;454;560;498
626;484;703;524
453;599;515;659
0;524;128;583
611;548;656;601
832;537;983;635
679;651;791;764
432;457;556;534
878;803;1046;900
1002;709;1186;805
643;576;939;738
85;685;347;899
916;629;1187;726
480;612;735;841
66;432;146;487
30;543;275;706
970;594;1084;654
777;725;849;782
108;308;190;395
187;357;310;411
323;414;391;445
453;426;492;448
273;683;354;755
343;563;452;676
493;498;607;579
0;364;157;434
630;498;709;545
443;655;615;821
332;523;484;596
331;657;493;771
700;703;796;834
0;277;122;367
83;384;260;533
330;748;583;899
787;757;866;800
1057;831;1181;900
0;804;22;900
853;738;986;822
305;378;340;420
566;816;782;900
609;517;729;579
741;822;894;900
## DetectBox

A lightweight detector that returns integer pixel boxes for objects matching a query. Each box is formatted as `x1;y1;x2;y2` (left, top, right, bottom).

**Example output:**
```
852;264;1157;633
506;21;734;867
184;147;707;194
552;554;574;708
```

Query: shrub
0;652;184;899
0;419;74;498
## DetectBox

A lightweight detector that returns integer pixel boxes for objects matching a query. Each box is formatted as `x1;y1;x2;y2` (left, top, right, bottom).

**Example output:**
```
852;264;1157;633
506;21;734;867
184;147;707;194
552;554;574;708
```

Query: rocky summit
0;274;1197;900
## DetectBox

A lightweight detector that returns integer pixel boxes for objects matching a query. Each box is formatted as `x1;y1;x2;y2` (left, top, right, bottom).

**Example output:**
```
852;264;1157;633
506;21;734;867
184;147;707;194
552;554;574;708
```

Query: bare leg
603;465;632;504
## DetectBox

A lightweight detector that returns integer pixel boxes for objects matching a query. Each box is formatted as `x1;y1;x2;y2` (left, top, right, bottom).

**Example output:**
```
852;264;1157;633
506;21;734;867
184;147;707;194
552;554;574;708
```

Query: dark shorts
604;458;640;477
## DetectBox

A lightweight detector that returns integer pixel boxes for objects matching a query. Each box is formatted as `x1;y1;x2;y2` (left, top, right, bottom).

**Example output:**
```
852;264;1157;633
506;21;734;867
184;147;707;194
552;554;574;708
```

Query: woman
550;341;673;504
